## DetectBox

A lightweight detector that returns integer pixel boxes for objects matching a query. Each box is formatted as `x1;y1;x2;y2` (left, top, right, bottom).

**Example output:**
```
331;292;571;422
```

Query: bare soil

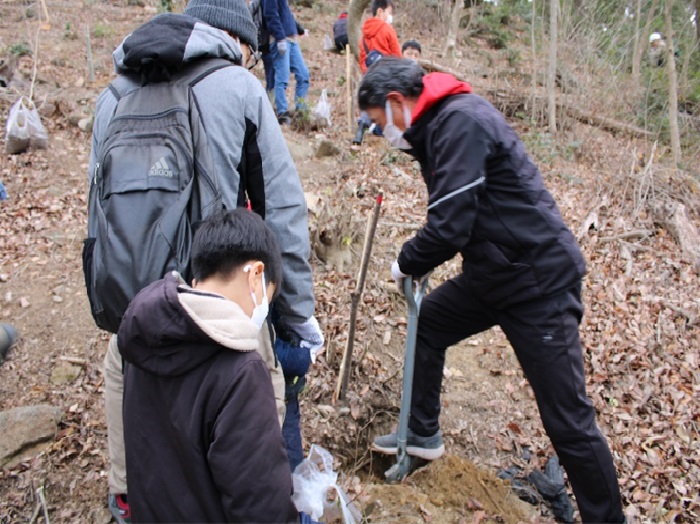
1;0;699;523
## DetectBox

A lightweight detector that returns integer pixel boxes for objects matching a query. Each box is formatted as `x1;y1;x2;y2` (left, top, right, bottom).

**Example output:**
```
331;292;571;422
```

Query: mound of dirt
358;455;534;524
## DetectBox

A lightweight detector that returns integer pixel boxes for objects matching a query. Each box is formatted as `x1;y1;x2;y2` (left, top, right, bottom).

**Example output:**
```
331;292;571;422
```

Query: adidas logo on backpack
148;157;174;178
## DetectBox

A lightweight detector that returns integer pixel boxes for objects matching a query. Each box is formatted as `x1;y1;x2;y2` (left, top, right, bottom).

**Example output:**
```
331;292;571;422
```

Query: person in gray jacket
87;1;323;522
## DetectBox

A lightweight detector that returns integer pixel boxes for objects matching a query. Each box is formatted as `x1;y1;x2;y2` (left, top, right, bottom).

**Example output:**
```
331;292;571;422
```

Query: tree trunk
444;0;463;59
631;0;642;79
347;0;371;61
530;0;538;122
664;0;681;166
547;0;558;134
696;0;700;42
631;0;660;86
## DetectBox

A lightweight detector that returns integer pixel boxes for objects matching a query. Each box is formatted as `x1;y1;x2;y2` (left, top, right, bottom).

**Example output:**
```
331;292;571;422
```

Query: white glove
391;259;430;292
276;39;287;55
286;316;324;362
391;260;409;292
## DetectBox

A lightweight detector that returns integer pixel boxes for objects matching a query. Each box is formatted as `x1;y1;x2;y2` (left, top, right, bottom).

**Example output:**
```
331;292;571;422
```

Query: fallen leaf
350;401;360;420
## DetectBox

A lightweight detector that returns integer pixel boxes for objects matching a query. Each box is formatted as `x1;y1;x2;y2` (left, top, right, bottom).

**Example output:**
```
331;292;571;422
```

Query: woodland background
0;0;699;522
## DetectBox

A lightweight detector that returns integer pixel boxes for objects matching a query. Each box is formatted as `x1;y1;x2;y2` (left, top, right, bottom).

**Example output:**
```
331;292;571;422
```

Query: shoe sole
371;442;445;461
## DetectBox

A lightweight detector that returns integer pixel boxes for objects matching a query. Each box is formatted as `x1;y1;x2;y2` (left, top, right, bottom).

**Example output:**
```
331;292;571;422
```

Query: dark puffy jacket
263;0;298;41
118;273;300;523
333;13;348;51
400;73;586;307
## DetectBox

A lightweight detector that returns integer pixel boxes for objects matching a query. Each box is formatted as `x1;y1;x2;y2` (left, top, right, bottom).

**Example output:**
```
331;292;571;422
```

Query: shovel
385;275;429;482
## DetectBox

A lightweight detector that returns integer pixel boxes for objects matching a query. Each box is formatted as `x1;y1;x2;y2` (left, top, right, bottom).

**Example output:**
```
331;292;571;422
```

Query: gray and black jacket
88;14;314;326
400;73;586;307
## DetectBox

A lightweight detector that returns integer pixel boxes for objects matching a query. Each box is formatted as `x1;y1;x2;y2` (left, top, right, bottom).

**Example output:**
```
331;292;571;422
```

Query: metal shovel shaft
386;276;428;482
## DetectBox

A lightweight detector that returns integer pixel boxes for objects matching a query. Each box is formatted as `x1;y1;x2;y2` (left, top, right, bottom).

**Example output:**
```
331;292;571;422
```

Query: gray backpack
83;59;230;333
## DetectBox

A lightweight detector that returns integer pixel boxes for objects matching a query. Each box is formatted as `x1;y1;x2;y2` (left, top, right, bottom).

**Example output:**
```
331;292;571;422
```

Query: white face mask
244;265;269;330
384;100;412;150
386;14;393;24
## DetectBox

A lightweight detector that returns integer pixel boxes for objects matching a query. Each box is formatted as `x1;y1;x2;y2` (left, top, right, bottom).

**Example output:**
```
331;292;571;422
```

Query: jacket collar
113;13;242;81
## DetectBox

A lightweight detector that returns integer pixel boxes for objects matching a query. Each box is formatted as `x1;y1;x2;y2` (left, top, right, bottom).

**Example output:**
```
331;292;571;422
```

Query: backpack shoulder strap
183;58;236;87
107;58;235;100
362;38;370;54
173;58;236;87
108;74;138;101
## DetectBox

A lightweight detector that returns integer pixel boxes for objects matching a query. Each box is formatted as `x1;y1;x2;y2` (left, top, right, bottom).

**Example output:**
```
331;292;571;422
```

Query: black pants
409;274;624;523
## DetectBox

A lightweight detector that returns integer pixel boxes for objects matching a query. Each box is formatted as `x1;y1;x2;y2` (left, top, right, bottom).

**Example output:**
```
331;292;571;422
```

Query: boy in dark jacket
359;58;625;524
118;209;310;523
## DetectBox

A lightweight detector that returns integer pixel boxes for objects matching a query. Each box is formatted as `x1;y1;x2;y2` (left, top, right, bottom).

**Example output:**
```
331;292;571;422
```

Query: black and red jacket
399;73;586;307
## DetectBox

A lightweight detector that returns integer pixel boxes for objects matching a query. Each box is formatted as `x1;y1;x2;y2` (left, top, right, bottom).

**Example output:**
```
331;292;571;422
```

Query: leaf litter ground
1;0;699;523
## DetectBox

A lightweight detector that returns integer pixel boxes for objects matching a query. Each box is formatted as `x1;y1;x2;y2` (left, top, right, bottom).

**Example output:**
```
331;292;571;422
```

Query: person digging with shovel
358;57;625;524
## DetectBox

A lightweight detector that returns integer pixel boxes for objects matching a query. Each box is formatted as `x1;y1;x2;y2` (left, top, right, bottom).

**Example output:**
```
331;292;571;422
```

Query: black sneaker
108;494;132;524
277;112;292;126
372;428;445;460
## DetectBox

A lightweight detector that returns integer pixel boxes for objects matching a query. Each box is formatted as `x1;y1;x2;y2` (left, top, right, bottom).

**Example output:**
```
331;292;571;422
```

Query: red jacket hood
411;73;473;124
362;17;389;38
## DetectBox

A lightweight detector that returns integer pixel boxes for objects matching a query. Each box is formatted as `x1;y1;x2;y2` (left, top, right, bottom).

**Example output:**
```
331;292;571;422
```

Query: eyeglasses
246;51;260;71
226;32;259;71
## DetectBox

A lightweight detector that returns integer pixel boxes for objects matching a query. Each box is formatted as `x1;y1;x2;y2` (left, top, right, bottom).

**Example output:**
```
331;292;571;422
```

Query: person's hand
391;260;430;292
286;316;324;361
391;259;409;292
276;39;287;55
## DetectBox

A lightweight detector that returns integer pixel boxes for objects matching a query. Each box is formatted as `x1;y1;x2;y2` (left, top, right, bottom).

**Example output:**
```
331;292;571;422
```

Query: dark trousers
262;52;274;92
410;273;624;523
282;376;305;472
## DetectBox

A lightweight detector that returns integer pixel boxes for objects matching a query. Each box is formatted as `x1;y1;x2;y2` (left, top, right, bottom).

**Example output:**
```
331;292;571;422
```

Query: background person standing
263;0;310;125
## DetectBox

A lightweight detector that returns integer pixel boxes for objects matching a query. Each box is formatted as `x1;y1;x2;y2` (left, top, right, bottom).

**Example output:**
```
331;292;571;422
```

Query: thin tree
444;0;463;59
632;0;661;86
531;0;538;122
547;0;559;134
631;0;643;79
664;0;682;166
347;0;371;60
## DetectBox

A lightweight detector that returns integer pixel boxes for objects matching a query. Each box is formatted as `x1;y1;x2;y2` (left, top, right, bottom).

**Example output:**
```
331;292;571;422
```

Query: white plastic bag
5;96;48;154
323;34;335;52
292;445;361;524
311;89;332;127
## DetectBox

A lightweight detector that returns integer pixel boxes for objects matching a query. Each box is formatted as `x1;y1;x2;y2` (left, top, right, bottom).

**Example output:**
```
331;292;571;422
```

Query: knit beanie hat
184;0;258;52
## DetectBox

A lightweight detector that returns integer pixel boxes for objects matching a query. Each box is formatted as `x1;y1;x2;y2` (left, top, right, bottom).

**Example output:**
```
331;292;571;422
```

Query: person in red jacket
358;0;400;74
353;0;402;144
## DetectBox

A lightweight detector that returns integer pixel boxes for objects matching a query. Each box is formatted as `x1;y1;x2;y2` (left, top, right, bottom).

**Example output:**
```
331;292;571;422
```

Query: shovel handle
390;276;430;482
402;276;429;312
